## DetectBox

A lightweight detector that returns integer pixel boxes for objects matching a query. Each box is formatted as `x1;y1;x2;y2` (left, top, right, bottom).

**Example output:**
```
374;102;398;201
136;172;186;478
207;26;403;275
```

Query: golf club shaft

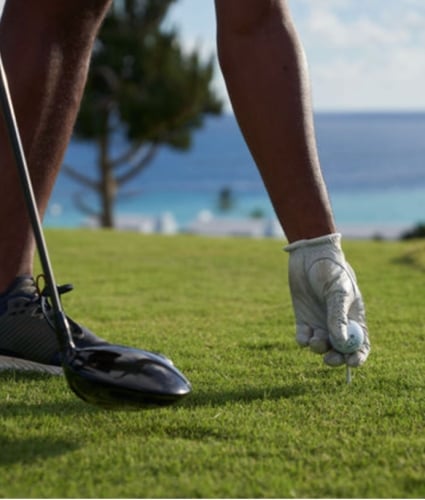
0;52;73;351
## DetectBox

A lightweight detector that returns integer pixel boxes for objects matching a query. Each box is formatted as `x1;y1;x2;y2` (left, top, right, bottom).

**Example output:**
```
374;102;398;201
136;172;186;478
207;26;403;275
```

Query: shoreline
46;213;412;241
338;223;409;240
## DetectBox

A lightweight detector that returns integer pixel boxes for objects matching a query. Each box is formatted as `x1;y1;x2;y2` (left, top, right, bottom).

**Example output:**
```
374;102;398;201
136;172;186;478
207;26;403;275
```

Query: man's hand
285;233;370;367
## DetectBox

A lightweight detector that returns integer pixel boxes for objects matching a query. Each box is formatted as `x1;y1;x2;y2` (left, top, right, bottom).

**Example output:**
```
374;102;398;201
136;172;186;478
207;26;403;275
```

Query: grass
1;229;425;498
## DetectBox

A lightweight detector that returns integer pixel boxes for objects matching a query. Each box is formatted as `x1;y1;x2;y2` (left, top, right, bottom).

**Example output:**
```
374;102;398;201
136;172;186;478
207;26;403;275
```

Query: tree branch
73;191;101;219
62;164;99;192
115;143;159;187
110;141;144;169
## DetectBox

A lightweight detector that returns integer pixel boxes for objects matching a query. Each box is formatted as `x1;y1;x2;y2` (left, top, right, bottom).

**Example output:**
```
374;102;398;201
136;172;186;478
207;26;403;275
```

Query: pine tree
64;0;222;227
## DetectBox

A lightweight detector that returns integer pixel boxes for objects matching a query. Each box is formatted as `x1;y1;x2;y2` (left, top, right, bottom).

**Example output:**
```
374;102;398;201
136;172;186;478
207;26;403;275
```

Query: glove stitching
306;258;357;299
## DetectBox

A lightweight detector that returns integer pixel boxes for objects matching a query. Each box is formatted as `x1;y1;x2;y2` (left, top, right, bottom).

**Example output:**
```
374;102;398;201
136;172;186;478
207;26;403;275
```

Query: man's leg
214;0;370;367
0;0;112;371
0;0;112;292
214;0;336;242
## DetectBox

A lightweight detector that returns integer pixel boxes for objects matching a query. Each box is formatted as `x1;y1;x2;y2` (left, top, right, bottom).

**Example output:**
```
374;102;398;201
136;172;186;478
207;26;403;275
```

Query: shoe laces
35;274;74;299
35;274;75;332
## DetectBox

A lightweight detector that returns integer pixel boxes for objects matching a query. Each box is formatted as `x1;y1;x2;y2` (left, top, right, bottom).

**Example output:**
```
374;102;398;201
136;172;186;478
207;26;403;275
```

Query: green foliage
1;232;425;498
77;0;221;145
250;207;266;218
67;0;222;226
400;222;425;240
217;186;236;212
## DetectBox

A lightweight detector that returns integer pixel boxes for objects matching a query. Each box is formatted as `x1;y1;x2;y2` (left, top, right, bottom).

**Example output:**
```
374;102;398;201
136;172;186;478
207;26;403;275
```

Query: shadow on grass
0;436;80;466
0;370;63;382
0;366;341;415
181;383;307;408
1;372;306;418
0;370;102;416
392;245;425;272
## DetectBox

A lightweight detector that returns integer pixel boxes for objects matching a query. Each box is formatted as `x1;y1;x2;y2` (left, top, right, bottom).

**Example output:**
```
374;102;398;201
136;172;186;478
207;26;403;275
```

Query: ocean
44;112;425;238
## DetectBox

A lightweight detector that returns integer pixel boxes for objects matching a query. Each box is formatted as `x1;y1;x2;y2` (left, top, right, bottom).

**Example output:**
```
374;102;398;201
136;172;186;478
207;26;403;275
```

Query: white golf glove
285;233;370;367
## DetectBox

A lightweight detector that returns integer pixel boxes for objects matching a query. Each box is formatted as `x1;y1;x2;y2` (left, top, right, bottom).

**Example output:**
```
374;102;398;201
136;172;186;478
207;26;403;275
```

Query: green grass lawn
1;229;425;498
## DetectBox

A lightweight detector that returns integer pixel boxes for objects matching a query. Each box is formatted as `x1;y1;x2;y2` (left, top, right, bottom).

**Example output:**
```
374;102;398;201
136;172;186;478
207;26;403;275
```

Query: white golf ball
330;320;364;354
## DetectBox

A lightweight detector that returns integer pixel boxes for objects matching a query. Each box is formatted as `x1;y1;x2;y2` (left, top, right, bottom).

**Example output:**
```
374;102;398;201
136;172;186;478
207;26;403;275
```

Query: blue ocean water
45;112;425;237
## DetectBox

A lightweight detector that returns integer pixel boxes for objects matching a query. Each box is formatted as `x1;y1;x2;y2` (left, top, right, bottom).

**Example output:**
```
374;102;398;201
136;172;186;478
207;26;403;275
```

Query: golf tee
346;366;352;384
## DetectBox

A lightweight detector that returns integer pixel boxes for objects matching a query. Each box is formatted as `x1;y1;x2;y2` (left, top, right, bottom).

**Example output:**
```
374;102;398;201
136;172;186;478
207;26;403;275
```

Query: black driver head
62;344;192;409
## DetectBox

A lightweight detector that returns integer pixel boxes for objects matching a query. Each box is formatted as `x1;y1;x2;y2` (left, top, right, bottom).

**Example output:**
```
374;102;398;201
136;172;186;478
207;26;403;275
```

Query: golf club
0;52;191;409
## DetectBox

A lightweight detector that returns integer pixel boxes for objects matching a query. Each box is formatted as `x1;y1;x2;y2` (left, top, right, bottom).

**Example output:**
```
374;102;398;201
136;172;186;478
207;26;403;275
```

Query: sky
165;0;425;111
1;0;424;111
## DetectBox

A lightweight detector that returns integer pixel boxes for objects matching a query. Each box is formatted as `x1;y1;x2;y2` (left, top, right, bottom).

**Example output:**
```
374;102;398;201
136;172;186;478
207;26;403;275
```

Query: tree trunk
99;135;116;228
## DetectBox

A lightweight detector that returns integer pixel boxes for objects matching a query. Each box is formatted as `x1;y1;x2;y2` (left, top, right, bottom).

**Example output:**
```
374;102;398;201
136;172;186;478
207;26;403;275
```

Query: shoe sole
0;355;63;375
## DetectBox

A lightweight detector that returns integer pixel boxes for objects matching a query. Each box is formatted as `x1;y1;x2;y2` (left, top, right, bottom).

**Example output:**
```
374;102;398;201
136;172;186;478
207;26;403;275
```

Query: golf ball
330;320;364;354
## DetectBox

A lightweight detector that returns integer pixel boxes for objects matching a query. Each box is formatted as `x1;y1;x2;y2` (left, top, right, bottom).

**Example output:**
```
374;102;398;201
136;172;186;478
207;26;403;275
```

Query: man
0;0;369;375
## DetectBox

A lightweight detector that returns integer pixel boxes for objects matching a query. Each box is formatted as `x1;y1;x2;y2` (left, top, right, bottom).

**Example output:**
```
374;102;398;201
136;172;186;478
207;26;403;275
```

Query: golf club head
62;344;192;409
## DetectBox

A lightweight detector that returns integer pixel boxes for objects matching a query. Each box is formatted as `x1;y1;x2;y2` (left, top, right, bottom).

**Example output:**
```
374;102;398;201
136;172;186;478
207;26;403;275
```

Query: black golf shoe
0;275;108;374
